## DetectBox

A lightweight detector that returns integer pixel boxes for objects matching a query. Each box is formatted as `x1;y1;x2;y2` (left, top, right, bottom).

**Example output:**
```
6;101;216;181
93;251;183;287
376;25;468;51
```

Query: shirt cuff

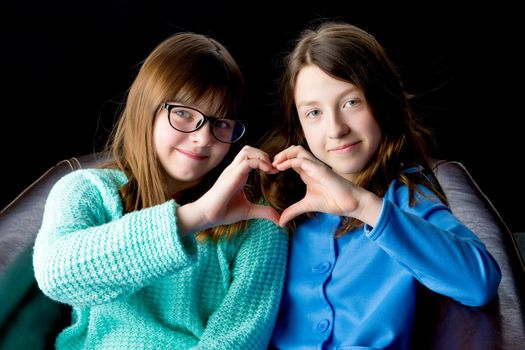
364;198;390;241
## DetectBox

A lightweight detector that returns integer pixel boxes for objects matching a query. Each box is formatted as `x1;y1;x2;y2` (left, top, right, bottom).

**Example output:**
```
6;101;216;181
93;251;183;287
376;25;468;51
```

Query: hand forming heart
271;145;366;226
179;145;380;234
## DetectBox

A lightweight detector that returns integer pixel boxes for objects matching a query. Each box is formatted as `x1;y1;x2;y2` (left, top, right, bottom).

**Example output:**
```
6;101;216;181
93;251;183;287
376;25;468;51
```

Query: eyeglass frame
161;103;247;144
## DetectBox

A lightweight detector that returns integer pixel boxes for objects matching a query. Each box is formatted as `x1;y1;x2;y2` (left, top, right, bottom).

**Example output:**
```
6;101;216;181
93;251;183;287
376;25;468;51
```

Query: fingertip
260;162;279;174
274;162;285;170
278;212;289;227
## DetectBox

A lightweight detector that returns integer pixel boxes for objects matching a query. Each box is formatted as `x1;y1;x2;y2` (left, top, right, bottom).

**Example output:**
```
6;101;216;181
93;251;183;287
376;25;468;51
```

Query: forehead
171;88;228;117
294;65;359;105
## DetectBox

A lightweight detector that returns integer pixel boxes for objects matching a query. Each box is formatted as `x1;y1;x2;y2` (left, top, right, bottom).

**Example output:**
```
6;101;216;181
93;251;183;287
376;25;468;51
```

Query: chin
168;169;202;182
333;165;363;178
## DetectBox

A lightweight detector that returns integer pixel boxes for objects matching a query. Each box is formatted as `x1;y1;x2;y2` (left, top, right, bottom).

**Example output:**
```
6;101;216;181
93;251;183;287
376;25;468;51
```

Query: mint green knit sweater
33;169;288;349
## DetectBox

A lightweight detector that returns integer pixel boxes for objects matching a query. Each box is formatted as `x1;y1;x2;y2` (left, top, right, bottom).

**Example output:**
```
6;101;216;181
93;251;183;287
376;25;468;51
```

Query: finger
233;146;275;170
236;157;278;176
272;145;299;165
247;148;272;164
274;158;298;172
231;145;252;165
247;204;281;226
245;150;278;174
273;145;315;167
274;157;317;176
279;199;310;227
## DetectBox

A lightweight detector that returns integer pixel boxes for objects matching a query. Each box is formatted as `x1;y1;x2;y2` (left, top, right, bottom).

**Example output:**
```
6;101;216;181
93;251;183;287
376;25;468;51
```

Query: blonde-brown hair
259;21;446;235
104;32;248;239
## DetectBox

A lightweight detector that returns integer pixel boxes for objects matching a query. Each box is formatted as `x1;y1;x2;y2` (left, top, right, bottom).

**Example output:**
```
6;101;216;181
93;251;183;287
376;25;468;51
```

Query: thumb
279;199;309;227
248;204;281;226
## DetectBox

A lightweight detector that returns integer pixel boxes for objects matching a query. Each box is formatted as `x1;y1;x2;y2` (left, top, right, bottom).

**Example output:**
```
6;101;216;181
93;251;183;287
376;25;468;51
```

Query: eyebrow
296;86;360;110
296;101;318;109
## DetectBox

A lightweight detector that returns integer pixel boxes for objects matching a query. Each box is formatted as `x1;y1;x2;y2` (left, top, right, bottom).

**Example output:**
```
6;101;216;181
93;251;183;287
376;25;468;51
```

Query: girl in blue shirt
259;21;501;349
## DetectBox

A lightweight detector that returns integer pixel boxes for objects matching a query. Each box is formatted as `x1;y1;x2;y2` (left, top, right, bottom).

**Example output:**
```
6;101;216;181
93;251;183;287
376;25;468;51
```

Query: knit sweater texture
33;168;288;349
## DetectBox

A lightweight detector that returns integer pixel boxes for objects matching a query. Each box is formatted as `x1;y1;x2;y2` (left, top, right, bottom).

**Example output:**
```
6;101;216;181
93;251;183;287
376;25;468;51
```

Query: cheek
153;126;173;154
299;120;316;141
153;114;186;149
302;125;323;149
367;120;383;153
211;143;231;163
152;120;164;152
153;114;169;142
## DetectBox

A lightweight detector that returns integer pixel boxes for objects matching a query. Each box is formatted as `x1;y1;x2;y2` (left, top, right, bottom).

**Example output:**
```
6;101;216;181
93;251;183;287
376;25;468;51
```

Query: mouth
176;148;209;161
329;141;360;153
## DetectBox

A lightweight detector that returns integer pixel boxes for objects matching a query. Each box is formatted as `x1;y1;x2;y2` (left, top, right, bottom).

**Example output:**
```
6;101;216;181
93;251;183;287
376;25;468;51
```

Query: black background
1;1;523;232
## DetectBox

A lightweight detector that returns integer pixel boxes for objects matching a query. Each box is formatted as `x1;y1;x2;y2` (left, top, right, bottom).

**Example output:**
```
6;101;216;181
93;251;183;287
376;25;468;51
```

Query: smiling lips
329;141;360;153
177;148;209;160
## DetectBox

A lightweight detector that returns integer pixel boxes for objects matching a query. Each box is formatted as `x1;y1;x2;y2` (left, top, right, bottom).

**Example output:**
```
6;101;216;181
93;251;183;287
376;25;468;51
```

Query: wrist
176;201;208;237
351;190;382;227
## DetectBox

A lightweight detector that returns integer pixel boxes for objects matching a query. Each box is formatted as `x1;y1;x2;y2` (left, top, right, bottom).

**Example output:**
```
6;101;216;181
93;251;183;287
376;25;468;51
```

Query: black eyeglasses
162;103;246;144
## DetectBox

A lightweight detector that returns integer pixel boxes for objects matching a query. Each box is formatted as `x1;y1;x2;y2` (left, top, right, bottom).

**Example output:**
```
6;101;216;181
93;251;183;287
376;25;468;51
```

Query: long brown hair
104;32;248;239
259;21;446;235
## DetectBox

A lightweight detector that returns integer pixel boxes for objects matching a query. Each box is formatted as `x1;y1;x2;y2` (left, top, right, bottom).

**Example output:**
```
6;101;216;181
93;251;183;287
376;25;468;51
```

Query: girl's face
153;101;231;195
294;65;382;182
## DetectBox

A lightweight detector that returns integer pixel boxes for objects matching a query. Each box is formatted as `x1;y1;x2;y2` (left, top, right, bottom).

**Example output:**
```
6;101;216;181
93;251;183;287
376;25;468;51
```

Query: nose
189;120;214;145
327;111;350;139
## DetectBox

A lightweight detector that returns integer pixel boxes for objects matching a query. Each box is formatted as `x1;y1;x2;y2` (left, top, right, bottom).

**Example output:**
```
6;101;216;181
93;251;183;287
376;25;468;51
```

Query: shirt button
312;261;331;274
313;319;330;333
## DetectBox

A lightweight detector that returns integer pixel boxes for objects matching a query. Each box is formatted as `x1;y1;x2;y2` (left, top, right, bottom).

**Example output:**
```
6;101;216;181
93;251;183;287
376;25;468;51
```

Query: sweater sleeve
364;184;501;306
195;219;288;350
33;170;198;307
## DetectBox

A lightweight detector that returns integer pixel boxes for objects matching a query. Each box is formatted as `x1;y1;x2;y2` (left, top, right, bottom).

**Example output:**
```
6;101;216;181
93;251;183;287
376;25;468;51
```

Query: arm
33;170;198;307
196;219;288;349
272;146;500;306
365;185;501;306
35;146;280;308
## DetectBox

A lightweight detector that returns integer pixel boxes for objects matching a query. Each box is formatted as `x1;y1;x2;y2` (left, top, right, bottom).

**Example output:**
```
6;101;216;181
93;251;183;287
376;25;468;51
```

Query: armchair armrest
0;152;108;349
412;160;525;349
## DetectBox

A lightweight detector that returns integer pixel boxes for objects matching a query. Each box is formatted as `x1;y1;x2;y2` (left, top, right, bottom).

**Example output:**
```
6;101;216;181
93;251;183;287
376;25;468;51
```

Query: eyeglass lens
167;105;245;143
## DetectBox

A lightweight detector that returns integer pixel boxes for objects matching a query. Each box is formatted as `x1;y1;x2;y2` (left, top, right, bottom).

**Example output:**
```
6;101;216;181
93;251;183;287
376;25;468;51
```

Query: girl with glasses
33;32;287;349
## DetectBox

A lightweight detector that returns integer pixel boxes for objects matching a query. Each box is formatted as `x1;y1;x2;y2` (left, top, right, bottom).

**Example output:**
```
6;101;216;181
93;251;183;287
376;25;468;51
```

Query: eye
305;109;321;119
173;108;192;119
214;119;234;130
343;99;359;109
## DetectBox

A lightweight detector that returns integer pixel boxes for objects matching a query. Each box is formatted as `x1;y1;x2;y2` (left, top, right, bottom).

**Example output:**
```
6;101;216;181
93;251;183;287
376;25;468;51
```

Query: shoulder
48;168;127;208
52;168;126;193
386;166;443;210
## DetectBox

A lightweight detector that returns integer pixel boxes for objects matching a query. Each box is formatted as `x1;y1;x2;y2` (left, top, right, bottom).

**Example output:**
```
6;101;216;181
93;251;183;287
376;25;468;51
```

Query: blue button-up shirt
271;177;501;350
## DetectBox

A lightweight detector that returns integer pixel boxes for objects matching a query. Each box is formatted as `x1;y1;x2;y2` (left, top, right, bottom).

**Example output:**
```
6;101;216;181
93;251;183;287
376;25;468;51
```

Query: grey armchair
0;154;524;349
